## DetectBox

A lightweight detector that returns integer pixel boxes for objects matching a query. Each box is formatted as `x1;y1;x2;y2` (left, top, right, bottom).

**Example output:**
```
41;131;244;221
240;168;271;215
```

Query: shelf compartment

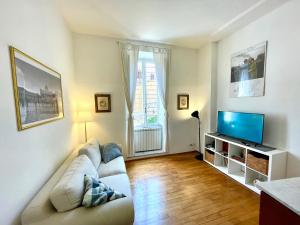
214;153;228;173
205;147;216;152
229;157;244;166
215;165;228;174
229;144;246;164
215;139;229;155
247;166;269;178
245;167;268;187
215;151;228;158
228;159;245;183
205;149;215;164
247;150;269;176
205;136;216;151
214;153;228;167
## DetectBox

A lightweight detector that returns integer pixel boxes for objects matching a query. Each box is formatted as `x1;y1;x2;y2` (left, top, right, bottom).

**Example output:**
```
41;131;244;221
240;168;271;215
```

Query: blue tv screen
217;111;264;144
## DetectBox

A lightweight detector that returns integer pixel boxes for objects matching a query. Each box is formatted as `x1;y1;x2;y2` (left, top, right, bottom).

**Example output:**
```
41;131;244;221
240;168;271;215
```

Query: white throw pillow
50;155;98;212
79;140;101;168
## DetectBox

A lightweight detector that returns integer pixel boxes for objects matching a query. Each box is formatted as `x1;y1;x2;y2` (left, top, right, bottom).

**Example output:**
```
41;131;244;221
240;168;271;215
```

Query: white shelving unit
204;133;287;194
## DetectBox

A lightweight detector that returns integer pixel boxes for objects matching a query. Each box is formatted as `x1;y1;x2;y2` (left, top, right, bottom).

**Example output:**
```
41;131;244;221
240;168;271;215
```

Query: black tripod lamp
191;110;203;160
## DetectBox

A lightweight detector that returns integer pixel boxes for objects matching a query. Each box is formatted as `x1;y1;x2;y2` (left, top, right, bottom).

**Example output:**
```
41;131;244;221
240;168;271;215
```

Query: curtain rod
116;40;171;50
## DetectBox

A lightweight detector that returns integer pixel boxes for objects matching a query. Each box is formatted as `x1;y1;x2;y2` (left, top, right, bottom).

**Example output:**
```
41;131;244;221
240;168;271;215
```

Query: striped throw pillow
82;175;125;208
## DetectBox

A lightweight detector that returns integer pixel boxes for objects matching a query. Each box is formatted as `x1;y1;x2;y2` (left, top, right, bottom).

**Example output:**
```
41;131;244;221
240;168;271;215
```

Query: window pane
145;62;159;125
133;62;144;127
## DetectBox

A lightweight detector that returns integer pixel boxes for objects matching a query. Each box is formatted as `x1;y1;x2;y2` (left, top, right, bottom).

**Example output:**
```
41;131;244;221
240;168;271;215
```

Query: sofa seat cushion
82;175;126;208
98;156;127;178
50;155;98;212
99;174;132;198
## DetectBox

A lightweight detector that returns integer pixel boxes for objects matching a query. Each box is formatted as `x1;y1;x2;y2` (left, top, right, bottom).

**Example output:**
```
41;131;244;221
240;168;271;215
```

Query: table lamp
191;110;203;160
77;110;93;142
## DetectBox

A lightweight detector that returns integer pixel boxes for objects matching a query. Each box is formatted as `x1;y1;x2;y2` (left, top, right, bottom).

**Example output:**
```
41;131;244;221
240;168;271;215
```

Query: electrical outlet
189;143;196;150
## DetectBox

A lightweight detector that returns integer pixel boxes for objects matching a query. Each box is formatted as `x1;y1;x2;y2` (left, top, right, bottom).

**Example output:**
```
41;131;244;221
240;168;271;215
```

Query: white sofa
21;139;134;225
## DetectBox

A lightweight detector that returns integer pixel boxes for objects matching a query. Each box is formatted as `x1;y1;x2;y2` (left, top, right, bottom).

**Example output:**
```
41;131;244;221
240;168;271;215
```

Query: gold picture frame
95;94;111;113
177;94;189;110
10;46;64;131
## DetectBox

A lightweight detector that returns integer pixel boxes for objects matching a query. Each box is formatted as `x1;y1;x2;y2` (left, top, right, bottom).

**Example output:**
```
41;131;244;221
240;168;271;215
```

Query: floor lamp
191;110;203;160
77;110;92;143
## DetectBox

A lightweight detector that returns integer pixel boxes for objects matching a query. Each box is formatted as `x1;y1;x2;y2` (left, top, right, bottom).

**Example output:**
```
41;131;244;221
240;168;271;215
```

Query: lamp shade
191;110;199;119
77;110;93;123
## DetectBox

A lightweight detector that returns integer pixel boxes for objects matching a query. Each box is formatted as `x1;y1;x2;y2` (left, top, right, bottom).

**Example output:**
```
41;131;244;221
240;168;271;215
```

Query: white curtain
153;48;170;152
119;43;139;157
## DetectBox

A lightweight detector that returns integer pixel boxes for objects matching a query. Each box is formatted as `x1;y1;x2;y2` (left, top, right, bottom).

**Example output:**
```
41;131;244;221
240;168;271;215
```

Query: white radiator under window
134;125;162;153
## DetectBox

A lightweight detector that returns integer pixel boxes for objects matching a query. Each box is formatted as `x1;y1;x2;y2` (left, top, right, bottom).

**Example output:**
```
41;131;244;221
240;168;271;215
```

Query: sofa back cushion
50;155;98;212
79;138;101;168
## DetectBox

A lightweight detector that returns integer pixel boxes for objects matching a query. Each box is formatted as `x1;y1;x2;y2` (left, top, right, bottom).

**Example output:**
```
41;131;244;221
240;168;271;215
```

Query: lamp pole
196;118;203;160
191;110;203;160
198;119;201;153
84;121;87;143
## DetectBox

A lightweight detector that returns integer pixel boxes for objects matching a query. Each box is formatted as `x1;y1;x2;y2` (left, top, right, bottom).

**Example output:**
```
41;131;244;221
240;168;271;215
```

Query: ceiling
58;0;289;49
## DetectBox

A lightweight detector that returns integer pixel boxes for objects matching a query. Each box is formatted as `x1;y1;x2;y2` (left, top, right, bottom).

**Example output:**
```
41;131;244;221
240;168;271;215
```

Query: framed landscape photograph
10;47;64;131
177;94;189;110
230;41;267;97
95;94;111;113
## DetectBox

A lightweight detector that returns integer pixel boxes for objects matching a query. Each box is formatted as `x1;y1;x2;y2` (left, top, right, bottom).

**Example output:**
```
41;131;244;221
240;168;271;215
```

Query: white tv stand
204;133;287;194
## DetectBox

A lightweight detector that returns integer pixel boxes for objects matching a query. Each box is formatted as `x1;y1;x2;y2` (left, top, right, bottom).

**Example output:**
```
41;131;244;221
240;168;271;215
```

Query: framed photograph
10;46;64;131
230;41;267;97
95;94;111;113
177;94;189;110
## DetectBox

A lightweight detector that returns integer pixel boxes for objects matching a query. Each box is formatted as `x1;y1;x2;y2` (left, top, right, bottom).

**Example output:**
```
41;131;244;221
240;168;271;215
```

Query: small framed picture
95;94;111;113
177;94;189;110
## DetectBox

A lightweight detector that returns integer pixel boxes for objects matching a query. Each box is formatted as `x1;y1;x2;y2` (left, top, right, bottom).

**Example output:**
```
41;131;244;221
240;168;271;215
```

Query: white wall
169;46;200;153
73;34;126;149
197;43;218;151
216;0;300;177
73;34;200;155
0;1;78;225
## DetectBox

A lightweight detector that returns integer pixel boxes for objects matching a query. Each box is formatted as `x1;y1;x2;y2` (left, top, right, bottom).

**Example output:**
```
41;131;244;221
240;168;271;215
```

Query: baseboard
125;150;197;161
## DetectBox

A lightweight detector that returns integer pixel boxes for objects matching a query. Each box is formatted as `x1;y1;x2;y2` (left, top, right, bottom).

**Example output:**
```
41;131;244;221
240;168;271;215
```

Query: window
133;53;159;128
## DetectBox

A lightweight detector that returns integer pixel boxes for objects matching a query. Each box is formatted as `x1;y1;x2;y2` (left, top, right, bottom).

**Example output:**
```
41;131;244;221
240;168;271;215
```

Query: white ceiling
58;0;289;49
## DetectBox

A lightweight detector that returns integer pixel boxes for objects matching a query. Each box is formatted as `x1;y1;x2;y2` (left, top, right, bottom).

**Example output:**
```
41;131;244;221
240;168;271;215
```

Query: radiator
134;126;162;153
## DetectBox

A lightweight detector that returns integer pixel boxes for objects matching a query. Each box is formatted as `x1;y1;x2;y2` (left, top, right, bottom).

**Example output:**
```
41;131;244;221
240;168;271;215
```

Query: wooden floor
126;152;259;225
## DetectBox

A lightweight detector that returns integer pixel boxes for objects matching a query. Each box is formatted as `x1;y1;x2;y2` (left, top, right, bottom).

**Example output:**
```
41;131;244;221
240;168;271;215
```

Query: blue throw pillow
100;143;122;163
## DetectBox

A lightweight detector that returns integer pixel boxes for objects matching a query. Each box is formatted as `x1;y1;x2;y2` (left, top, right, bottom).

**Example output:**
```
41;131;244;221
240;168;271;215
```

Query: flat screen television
217;111;264;144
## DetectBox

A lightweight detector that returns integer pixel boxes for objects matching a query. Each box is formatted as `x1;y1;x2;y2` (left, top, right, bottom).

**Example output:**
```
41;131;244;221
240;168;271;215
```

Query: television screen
217;111;264;144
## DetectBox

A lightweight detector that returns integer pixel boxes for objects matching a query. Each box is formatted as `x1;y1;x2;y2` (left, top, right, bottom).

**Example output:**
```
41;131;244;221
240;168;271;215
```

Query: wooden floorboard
126;152;259;225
